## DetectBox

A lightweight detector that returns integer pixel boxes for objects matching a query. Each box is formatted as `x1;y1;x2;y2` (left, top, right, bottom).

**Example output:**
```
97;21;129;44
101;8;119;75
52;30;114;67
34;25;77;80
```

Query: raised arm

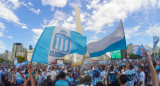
141;49;158;86
10;74;14;84
29;62;36;86
23;77;30;86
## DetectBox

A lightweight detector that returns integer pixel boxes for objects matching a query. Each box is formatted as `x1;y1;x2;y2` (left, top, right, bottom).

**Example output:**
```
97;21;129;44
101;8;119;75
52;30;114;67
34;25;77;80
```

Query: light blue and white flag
132;46;148;55
153;36;159;51
87;20;126;57
14;58;18;65
14;58;29;68
157;52;159;58
31;26;87;64
123;58;126;62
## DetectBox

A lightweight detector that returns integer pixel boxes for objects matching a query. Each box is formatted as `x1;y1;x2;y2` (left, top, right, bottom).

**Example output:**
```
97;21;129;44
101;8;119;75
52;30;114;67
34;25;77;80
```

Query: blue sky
0;0;160;53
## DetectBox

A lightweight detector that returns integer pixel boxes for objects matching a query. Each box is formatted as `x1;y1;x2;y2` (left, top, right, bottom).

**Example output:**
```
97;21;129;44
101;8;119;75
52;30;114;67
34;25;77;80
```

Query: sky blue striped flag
31;26;87;64
14;58;29;68
87;20;126;57
132;46;148;55
157;52;159;58
153;36;159;51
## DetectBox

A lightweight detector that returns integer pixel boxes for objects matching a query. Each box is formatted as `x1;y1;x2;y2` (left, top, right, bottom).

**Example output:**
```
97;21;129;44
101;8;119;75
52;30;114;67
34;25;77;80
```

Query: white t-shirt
50;70;56;80
122;69;125;74
138;71;145;86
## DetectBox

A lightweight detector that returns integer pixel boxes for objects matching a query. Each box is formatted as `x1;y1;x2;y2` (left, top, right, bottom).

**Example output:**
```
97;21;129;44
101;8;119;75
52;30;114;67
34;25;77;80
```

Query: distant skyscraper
29;45;32;50
12;43;27;60
127;43;134;55
5;50;9;53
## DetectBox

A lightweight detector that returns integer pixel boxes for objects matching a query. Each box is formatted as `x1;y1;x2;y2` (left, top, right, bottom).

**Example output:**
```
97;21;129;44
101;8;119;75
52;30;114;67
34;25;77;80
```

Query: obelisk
74;6;83;65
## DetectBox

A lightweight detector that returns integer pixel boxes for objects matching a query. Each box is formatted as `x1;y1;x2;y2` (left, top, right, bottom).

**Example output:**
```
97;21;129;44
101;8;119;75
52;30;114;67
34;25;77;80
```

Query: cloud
0;32;4;37
35;10;76;44
7;0;21;9
32;29;43;43
0;0;27;29
125;26;141;39
67;16;73;22
69;0;82;8
43;10;76;30
0;1;20;24
86;0;101;10
87;33;98;44
7;36;12;39
158;0;160;8
28;2;33;7
21;25;28;29
0;22;5;31
0;40;7;53
23;2;41;15
145;24;160;36
29;8;40;15
84;0;158;33
41;0;67;10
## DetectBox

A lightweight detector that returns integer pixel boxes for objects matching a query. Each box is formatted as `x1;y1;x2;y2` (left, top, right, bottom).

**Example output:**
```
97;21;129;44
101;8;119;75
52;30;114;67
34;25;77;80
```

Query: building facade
27;49;34;61
12;43;27;60
127;43;134;56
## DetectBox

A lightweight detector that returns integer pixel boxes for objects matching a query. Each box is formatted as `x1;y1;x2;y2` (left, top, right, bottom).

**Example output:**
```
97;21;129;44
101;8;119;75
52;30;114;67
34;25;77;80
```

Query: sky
0;0;160;53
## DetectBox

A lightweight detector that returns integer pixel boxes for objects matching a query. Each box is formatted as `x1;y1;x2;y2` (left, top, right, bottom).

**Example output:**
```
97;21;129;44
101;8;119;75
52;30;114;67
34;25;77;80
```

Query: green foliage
129;53;142;59
151;52;159;57
16;56;26;63
0;58;5;63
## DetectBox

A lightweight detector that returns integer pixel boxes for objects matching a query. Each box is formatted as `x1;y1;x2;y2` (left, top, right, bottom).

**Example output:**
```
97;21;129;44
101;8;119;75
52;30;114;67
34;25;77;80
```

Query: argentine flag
31;26;86;64
87;20;126;57
14;58;29;68
153;36;159;51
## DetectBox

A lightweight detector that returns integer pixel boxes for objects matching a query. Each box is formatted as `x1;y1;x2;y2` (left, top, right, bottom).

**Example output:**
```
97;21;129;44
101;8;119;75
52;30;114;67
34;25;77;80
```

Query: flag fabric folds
157;52;159;58
87;20;126;57
14;58;18;65
153;36;159;51
31;26;87;64
132;45;148;55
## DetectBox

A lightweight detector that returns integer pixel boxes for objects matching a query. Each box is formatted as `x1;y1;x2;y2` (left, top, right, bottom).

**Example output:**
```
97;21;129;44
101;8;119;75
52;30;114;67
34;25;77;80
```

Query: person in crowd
78;75;91;86
108;65;117;85
0;49;159;86
138;65;145;86
1;73;14;86
54;72;69;86
101;66;107;85
141;49;159;86
111;74;128;86
0;68;5;85
96;81;105;86
50;67;57;81
125;64;136;86
43;73;53;86
91;66;101;85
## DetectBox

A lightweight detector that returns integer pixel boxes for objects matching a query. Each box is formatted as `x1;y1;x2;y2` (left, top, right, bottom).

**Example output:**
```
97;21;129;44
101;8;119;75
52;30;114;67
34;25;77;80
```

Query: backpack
93;69;100;78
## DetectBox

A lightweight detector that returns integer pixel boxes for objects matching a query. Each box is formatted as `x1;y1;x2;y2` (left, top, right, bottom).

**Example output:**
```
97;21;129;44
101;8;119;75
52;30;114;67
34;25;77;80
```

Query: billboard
111;50;121;59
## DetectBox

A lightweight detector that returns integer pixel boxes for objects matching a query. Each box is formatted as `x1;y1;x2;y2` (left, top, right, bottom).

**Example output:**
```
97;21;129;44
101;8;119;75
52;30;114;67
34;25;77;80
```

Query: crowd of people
0;49;159;86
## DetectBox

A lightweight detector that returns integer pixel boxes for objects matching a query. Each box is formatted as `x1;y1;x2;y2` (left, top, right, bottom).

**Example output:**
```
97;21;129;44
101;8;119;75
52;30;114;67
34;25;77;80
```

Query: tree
16;56;26;63
0;58;5;63
129;53;137;59
129;53;142;59
151;52;159;57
